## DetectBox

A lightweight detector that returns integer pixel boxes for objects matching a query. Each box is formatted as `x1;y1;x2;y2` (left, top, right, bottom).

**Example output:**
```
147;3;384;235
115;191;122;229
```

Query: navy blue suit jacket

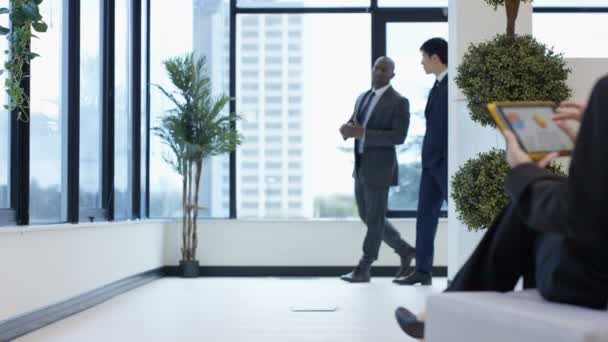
421;75;448;168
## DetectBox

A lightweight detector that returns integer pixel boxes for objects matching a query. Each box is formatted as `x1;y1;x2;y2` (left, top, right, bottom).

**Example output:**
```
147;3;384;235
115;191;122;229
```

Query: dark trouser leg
355;176;391;266
383;220;413;257
446;203;537;292
415;168;446;274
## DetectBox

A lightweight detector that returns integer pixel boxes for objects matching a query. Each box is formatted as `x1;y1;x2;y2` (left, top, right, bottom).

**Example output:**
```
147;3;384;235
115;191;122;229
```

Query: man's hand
340;123;365;139
553;101;586;142
504;130;558;169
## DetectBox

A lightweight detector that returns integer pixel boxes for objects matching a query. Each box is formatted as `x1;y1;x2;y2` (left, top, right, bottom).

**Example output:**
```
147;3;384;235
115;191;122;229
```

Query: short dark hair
420;38;448;65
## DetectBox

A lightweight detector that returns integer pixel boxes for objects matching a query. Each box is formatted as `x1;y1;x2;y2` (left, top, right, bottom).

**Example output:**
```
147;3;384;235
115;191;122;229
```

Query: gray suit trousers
355;173;411;266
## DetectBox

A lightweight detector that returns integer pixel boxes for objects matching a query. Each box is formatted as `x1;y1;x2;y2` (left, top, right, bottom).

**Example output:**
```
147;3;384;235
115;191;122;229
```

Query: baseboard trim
0;268;164;341
163;266;448;277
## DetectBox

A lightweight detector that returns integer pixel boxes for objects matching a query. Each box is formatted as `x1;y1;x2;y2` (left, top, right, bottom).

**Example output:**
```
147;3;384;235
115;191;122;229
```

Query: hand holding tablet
487;101;574;160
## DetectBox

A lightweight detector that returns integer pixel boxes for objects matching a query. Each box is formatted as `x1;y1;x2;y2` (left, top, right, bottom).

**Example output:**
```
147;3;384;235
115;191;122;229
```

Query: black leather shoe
395;307;424;339
393;270;432;285
395;246;416;278
340;266;371;283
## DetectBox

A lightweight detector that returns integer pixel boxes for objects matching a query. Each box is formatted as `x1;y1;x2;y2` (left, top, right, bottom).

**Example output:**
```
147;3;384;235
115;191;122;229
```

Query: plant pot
179;260;200;278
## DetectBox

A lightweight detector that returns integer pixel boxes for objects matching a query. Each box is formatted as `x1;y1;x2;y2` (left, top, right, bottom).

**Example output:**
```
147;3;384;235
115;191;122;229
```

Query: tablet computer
487;101;574;159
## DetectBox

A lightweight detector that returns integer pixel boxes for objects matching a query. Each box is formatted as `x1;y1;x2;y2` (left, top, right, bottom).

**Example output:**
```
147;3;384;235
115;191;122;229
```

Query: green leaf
21;2;41;21
0;26;8;35
35;0;44;4
26;52;40;60
0;8;9;14
32;21;47;32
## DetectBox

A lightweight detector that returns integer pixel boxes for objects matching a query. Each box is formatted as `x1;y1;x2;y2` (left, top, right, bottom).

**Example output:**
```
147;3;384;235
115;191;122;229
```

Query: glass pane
150;0;191;218
236;14;370;219
534;13;608;58
79;0;103;211
386;22;448;211
0;0;9;209
379;0;447;7
534;0;608;6
193;0;231;218
30;0;66;223
238;0;369;8
150;0;231;218
115;0;133;220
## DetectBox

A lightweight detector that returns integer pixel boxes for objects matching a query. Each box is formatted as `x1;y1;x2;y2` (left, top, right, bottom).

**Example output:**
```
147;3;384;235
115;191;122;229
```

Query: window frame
1;0;147;226
230;0;447;219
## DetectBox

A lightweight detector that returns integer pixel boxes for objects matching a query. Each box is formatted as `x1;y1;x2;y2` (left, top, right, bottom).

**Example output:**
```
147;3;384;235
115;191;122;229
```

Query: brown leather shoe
395;307;424;339
395;246;416;278
340;266;371;283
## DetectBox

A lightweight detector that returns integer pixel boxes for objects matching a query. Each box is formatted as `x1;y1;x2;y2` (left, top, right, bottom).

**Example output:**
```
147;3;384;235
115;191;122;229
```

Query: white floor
17;277;447;342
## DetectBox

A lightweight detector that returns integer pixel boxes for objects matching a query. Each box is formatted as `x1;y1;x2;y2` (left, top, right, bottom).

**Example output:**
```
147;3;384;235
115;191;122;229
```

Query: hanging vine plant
0;0;48;121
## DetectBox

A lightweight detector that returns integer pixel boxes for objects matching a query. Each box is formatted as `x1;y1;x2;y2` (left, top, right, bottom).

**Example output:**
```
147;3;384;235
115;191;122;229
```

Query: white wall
0;221;167;322
566;59;608;101
163;219;447;267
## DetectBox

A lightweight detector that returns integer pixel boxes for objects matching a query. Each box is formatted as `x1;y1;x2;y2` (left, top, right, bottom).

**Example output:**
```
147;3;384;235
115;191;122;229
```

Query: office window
115;0;133;220
30;0;67;223
238;0;369;8
379;0;447;6
150;0;230;218
79;0;103;216
0;1;8;209
534;0;608;6
386;22;448;211
534;13;608;57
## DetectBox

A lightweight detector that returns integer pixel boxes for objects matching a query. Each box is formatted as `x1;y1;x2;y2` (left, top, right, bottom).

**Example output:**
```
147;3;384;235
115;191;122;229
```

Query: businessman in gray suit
339;56;415;283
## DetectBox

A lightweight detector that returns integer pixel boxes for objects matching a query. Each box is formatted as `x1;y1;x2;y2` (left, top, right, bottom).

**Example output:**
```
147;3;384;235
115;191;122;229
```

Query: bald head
372;56;395;89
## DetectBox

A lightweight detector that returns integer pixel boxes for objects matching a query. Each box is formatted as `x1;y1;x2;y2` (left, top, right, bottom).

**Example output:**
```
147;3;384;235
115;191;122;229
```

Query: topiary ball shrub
455;34;571;127
484;0;533;9
451;148;566;231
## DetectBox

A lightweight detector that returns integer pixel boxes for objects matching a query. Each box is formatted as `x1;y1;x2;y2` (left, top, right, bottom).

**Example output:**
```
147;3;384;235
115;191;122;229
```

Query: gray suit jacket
348;86;410;187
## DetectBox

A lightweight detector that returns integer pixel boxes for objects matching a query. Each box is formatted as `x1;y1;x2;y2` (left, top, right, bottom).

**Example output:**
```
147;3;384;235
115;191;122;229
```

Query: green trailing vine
0;0;48;121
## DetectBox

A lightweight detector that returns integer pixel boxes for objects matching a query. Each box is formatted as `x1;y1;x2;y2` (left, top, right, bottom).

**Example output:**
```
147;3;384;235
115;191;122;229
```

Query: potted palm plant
154;53;242;278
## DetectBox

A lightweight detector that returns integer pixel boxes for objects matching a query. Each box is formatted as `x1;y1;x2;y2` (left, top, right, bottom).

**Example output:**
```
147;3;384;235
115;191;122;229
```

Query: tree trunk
505;0;520;36
186;160;193;260
192;159;203;259
181;160;188;261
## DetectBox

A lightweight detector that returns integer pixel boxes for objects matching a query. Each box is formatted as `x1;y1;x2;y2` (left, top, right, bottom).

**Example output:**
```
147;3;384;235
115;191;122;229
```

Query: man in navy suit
394;38;448;286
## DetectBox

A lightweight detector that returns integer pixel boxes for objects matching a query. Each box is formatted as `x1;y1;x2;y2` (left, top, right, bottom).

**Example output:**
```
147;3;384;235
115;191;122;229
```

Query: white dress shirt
436;69;448;83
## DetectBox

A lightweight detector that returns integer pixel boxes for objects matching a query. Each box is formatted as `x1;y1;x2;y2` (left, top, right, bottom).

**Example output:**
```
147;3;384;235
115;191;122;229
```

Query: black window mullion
229;0;237;219
131;0;142;219
10;87;29;225
66;0;81;223
145;0;150;219
10;13;30;225
533;7;608;13
102;0;116;221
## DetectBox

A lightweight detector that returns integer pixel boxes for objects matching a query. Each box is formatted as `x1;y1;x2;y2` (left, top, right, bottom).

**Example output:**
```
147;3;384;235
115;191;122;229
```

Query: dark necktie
429;80;439;99
356;91;375;124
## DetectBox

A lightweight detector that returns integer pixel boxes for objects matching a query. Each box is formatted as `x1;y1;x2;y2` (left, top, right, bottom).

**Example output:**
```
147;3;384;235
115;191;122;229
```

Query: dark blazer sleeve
364;96;410;147
505;163;573;237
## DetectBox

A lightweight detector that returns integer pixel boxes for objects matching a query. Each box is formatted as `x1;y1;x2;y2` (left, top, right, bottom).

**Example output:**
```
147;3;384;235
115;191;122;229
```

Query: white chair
425;290;608;342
